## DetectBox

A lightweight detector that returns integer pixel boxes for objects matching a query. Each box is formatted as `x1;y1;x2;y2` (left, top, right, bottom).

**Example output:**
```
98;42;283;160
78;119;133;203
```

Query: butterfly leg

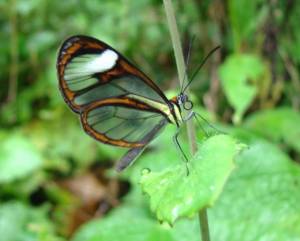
183;111;210;137
173;127;190;175
184;111;224;137
193;112;225;135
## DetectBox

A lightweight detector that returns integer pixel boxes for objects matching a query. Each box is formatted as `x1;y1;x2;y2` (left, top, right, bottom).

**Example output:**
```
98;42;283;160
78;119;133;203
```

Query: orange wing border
80;97;168;148
56;35;171;113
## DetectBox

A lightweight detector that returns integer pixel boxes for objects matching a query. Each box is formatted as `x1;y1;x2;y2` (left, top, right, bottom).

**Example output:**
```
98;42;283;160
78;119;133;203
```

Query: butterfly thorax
169;93;193;126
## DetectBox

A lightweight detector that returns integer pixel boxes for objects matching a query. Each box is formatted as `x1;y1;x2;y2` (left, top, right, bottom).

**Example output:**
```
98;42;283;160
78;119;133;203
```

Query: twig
7;0;18;103
278;48;300;109
163;1;211;241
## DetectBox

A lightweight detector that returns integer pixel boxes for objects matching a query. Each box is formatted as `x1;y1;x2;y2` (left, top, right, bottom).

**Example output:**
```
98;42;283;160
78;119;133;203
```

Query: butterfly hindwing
80;97;166;147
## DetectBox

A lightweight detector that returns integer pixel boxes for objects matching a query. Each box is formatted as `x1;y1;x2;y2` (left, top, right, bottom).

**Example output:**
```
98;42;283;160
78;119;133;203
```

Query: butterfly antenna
182;46;220;93
180;35;195;93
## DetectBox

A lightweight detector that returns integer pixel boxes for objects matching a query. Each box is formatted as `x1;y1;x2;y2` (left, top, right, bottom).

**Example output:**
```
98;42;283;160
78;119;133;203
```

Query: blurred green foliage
1;0;300;240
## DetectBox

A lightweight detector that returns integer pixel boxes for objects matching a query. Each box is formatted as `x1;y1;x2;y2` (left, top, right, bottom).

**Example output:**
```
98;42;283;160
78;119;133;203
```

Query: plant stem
163;1;211;241
199;210;211;241
8;0;18;103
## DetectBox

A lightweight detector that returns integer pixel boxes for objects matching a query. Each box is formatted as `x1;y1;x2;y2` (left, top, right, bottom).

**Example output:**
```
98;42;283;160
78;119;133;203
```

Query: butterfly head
177;93;193;111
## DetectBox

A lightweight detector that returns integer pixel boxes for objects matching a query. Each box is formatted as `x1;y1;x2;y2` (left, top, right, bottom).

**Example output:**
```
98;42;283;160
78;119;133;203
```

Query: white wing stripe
64;50;118;81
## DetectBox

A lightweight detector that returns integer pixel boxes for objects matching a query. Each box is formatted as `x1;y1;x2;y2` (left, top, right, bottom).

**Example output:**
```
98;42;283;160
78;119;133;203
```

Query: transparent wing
81;98;168;147
72;75;166;107
57;35;169;113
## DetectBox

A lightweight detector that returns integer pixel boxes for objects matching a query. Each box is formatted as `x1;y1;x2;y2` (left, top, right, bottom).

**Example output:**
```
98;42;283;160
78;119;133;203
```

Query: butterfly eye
183;100;193;110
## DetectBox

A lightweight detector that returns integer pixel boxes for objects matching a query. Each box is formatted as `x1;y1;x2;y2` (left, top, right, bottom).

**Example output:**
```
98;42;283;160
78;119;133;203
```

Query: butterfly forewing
57;35;169;113
72;75;165;107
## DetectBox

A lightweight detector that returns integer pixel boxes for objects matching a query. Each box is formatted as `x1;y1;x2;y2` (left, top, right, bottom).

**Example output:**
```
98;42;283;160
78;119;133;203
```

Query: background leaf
0;201;63;241
244;107;300;153
219;54;264;123
0;132;43;183
71;205;175;241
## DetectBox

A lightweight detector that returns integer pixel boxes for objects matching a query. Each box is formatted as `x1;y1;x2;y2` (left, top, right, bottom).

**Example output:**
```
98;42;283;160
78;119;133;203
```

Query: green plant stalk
163;0;211;241
8;0;18;103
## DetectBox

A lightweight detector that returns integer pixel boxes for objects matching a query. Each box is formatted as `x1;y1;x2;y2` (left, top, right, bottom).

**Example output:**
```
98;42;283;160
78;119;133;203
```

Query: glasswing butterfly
57;35;218;172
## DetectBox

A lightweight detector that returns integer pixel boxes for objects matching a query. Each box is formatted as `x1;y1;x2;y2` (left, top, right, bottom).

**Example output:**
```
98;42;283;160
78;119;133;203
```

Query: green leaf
71;131;300;241
0;132;43;183
228;0;266;49
244;107;300;153
140;134;243;224
0;201;64;241
219;54;264;123
72;203;203;241
72;205;175;241
23;113;101;171
27;31;57;52
210;137;300;240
